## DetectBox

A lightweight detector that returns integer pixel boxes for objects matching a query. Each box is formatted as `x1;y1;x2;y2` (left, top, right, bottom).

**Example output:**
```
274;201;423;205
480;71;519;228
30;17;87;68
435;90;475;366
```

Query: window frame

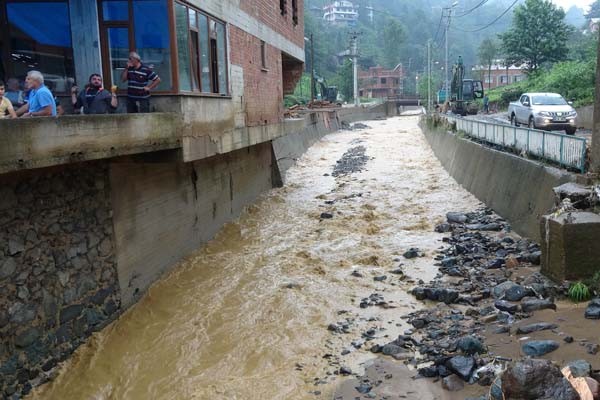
292;0;298;25
97;0;178;94
280;0;287;16
0;0;75;94
260;40;267;70
173;0;229;96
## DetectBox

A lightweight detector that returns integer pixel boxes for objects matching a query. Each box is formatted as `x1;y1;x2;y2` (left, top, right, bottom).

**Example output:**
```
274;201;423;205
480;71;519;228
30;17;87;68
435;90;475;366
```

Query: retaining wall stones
420;116;578;242
0;163;120;397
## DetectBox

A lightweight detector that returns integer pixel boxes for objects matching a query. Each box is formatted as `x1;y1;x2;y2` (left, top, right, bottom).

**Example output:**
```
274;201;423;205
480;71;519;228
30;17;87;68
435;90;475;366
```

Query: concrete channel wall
0;104;396;397
420;117;578;242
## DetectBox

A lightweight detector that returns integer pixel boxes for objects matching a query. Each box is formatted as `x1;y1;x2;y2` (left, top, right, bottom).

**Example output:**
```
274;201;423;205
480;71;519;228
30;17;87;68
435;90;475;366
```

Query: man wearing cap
121;51;161;113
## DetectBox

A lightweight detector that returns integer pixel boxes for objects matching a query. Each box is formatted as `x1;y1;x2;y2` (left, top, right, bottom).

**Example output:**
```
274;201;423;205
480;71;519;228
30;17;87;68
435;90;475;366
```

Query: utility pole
310;33;315;104
427;40;431;112
443;2;458;101
349;32;361;107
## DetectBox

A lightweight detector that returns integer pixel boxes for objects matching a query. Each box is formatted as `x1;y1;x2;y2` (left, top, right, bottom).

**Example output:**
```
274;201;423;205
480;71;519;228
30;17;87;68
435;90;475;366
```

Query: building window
381;78;386;84
174;2;228;95
280;0;287;16
99;0;172;91
260;41;267;69
1;0;75;94
292;0;298;24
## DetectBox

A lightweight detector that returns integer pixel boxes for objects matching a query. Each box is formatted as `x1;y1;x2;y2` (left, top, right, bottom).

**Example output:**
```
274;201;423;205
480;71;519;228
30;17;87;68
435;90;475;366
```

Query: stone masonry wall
0;162;120;398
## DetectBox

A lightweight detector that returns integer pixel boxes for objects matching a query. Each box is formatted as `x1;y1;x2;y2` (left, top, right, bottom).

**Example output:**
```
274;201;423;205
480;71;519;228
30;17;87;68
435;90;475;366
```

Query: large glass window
174;1;228;95
1;1;75;93
175;3;191;91
133;0;171;91
102;0;128;21
107;27;130;90
99;0;172;91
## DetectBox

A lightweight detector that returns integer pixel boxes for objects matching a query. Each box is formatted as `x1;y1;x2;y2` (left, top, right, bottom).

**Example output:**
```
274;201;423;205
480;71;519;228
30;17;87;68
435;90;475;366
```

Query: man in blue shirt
19;71;56;117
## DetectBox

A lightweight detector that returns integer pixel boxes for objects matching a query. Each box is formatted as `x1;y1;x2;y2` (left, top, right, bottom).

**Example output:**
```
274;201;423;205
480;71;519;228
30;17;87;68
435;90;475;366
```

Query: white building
323;1;359;25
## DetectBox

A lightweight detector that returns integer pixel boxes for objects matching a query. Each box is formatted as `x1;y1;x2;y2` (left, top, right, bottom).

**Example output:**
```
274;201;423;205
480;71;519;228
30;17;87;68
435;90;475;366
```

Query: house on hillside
323;1;359;25
359;65;404;99
472;62;526;89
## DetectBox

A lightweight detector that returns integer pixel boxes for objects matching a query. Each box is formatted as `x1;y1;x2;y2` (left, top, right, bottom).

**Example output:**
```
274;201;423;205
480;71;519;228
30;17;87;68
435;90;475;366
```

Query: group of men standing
0;51;160;118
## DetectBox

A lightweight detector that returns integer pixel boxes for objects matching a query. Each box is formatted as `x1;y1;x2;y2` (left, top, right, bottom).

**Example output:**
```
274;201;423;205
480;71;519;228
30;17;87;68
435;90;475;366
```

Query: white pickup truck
507;92;577;135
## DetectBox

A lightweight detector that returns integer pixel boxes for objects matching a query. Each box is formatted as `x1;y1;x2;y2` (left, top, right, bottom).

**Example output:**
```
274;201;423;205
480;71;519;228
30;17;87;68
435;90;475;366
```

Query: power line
433;12;444;43
452;0;519;32
455;0;490;18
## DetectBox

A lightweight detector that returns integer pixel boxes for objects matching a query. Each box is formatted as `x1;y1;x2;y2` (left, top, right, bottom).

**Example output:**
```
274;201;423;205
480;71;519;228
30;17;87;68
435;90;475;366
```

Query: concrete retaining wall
110;142;275;307
421;118;577;241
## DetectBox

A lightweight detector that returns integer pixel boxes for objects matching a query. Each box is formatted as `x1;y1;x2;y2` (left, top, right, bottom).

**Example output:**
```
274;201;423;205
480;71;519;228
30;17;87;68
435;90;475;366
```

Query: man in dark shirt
120;51;161;113
71;74;118;114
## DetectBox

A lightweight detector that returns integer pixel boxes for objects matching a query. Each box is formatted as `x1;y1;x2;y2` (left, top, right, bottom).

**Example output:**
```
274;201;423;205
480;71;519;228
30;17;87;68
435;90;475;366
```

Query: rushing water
30;115;482;400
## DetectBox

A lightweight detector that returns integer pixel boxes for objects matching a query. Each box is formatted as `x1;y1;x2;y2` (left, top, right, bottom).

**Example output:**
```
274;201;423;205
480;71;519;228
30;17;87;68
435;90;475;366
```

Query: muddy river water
30;115;486;400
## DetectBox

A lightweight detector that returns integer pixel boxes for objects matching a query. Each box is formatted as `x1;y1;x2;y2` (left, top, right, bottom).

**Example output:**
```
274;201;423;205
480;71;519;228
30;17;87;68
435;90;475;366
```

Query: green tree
417;72;442;104
335;59;354;101
478;38;498;89
381;17;405;69
500;0;573;72
586;0;600;18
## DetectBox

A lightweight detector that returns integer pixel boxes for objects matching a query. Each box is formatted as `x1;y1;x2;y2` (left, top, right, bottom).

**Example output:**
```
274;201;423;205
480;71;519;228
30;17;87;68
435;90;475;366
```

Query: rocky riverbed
330;206;600;399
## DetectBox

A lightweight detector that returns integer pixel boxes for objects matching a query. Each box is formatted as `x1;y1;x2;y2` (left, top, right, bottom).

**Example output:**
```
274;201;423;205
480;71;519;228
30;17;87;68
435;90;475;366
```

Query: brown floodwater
29;115;484;400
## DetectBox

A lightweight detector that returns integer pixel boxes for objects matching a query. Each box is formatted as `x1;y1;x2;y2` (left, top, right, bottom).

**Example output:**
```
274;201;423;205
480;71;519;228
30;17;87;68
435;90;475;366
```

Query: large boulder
502;359;579;400
522;340;560;356
446;356;476;381
585;298;600;319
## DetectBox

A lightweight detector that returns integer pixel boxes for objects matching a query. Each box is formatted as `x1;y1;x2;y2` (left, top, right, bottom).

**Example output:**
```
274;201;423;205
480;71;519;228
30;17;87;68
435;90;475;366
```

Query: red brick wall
240;0;304;49
230;26;284;126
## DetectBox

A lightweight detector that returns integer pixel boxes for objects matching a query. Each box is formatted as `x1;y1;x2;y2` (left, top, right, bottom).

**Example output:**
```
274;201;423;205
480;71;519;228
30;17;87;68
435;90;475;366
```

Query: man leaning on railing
16;71;56;118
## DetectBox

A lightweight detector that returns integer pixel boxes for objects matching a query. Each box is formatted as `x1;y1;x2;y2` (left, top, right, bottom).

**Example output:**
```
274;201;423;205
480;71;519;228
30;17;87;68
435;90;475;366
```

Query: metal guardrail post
581;142;586;173
541;132;545;157
559;135;564;167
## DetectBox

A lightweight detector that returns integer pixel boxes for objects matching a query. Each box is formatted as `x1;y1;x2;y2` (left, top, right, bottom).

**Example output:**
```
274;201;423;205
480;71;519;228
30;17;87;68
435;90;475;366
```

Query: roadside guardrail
444;115;587;173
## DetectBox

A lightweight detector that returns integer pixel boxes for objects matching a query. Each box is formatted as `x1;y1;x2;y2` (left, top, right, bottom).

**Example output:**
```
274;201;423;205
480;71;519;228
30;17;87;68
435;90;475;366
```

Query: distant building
323;1;359;25
359;65;404;99
472;62;526;89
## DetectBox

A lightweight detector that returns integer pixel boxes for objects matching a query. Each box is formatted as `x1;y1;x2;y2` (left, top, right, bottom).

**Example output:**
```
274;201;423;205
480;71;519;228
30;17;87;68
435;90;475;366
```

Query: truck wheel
510;114;519;127
565;126;576;135
528;116;536;129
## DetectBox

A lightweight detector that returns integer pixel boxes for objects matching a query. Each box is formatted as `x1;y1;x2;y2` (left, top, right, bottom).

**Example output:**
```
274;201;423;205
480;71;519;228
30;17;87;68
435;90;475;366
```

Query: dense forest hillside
298;0;595;104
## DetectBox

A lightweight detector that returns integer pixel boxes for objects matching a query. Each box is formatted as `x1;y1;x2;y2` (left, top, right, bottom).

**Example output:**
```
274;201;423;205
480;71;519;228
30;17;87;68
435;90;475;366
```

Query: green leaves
568;281;591;303
500;0;573;71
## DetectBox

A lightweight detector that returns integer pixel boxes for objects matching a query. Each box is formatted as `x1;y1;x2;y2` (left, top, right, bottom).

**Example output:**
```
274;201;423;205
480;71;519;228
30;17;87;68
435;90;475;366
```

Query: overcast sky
551;0;595;11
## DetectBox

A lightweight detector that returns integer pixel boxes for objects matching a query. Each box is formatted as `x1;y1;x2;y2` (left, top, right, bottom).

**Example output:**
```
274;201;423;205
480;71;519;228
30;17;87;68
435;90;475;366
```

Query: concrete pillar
591;37;600;172
69;0;103;87
540;212;600;282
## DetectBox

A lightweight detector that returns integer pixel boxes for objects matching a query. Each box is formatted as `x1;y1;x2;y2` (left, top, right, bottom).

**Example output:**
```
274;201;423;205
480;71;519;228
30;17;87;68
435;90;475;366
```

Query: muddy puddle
29;115;488;400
